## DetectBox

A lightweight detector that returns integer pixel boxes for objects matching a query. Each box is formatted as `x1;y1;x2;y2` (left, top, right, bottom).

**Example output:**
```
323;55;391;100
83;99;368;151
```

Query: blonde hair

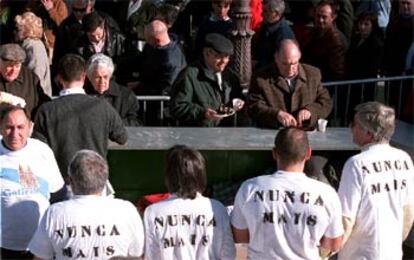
15;12;43;41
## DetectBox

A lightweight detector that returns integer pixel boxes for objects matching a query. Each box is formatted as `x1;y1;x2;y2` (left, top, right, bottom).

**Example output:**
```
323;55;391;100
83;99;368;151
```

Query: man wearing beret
0;44;50;119
170;33;245;127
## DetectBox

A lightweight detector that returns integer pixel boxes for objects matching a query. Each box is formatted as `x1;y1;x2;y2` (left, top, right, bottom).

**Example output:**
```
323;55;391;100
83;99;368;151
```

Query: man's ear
305;146;312;161
272;148;278;161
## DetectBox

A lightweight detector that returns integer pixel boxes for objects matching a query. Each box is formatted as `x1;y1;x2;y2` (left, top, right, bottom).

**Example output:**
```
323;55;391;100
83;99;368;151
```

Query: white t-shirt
338;143;414;260
143;193;236;260
231;171;343;260
0;137;64;250
28;195;144;259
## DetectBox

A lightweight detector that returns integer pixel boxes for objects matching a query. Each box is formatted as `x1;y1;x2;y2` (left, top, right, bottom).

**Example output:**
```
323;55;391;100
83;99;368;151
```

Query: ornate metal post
231;0;254;89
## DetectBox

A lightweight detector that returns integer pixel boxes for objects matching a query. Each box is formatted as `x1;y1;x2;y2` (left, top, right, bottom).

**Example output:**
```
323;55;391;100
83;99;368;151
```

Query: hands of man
277;110;297;127
204;108;222;121
297;109;311;127
41;0;54;11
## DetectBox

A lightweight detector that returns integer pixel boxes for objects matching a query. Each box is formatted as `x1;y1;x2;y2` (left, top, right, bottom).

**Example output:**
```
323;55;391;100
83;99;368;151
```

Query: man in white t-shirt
231;128;343;259
28;150;145;259
338;101;414;260
0;105;65;259
144;145;236;259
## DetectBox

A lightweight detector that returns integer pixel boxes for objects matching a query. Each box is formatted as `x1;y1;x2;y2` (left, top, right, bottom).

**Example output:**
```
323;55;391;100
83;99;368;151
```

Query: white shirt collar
59;85;86;96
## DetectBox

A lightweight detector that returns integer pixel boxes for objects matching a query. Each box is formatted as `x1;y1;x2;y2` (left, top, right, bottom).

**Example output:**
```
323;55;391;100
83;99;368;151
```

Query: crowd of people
0;0;413;259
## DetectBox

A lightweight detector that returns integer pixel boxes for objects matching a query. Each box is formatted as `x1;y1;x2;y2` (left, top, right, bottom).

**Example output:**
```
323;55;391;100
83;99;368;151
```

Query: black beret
204;33;234;56
0;44;26;63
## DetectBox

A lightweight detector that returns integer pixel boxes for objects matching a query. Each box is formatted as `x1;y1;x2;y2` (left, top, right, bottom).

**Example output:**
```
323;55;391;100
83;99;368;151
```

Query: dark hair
274;128;309;164
69;150;108;195
58;54;85;82
165;145;207;199
357;11;380;33
316;0;339;16
156;4;179;26
0;104;29;125
82;12;104;33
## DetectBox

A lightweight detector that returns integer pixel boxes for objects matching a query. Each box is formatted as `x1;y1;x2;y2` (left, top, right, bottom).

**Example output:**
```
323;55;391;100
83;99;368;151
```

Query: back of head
14;12;43;41
274;128;309;165
68;150;108;195
165;145;207;199
58;54;86;83
354;101;395;143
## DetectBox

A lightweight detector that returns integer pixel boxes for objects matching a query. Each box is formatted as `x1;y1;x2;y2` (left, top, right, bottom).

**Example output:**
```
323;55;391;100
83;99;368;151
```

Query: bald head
144;19;171;47
274;39;301;78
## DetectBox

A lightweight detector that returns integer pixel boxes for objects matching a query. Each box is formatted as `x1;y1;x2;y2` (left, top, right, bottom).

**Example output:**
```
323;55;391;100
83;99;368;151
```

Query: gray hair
265;0;286;15
68;149;108;195
354;101;395;143
86;53;115;80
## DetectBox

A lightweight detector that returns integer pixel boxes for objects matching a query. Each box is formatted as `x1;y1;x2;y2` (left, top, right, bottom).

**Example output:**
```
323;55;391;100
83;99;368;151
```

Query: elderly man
0;44;50;119
85;53;141;126
248;39;332;129
32;54;127;180
253;0;295;69
170;33;244;127
0;105;64;259
231;128;343;259
29;150;145;259
337;102;414;259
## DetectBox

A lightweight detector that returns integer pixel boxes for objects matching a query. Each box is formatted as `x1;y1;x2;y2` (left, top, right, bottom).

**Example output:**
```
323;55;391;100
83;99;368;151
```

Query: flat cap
0;44;26;63
204;33;234;56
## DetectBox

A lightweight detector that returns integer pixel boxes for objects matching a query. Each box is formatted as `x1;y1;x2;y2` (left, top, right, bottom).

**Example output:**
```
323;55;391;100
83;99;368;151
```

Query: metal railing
135;75;414;126
322;75;414;126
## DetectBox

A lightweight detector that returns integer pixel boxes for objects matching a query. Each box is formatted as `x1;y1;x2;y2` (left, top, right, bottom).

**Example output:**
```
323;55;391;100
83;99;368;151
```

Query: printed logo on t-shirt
0;166;49;198
54;224;121;258
153;214;216;249
254;189;324;226
356;159;411;195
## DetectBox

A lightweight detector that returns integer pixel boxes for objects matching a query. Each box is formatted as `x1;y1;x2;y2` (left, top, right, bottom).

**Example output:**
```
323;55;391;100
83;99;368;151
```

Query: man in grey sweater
33;54;127;181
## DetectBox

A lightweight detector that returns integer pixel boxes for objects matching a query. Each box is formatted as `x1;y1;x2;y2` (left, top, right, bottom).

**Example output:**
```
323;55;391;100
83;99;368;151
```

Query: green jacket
170;61;243;127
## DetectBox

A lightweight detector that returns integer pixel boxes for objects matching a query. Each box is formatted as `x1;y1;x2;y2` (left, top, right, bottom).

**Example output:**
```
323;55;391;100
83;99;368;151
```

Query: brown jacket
247;63;333;129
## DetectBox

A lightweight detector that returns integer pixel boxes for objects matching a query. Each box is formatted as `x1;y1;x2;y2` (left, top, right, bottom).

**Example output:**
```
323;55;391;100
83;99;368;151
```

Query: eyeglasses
72;7;87;13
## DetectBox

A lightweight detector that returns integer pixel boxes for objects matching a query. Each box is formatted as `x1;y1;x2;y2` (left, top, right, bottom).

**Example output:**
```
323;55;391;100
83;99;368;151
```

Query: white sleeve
218;205;236;260
41;143;64;193
231;183;248;230
125;203;145;258
338;158;363;220
28;209;54;259
324;188;344;238
143;206;160;260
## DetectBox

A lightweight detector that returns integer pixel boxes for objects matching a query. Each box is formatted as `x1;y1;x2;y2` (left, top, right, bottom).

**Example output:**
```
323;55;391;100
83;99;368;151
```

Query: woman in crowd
143;145;236;259
85;53;141;126
15;11;52;97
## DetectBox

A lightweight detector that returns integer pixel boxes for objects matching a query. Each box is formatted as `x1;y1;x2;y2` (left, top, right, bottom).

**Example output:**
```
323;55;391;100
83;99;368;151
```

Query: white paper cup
317;119;328;132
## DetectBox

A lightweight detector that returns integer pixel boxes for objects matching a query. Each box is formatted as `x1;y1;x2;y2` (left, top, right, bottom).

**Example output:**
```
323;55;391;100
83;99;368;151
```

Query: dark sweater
33;94;127;178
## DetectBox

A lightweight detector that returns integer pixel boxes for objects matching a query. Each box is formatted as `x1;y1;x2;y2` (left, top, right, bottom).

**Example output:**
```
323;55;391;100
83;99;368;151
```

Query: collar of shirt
209;15;231;22
59;86;86;96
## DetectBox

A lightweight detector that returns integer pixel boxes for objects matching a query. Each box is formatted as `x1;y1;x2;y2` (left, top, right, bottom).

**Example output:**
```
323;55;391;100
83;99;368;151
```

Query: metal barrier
322;75;414;126
135;75;414;126
136;95;170;125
